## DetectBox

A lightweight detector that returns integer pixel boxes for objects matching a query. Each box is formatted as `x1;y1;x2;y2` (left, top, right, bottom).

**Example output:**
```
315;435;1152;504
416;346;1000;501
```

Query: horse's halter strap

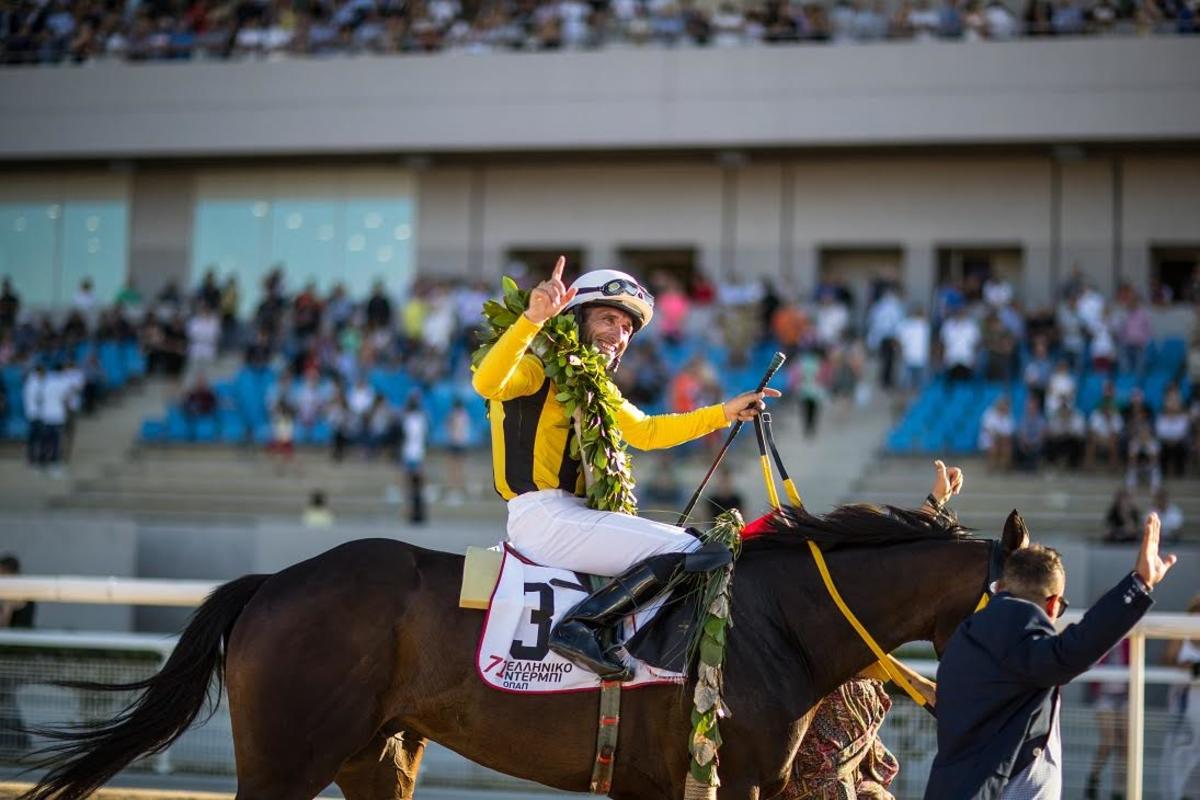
752;414;933;712
973;538;1006;613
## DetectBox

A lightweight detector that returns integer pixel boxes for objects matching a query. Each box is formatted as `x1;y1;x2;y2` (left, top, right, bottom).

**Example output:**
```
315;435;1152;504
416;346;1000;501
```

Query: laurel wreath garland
685;510;742;793
471;276;638;514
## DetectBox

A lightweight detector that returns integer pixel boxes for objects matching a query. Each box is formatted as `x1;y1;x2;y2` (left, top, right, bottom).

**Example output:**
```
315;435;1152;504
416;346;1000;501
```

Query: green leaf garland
686;509;742;790
471;277;637;514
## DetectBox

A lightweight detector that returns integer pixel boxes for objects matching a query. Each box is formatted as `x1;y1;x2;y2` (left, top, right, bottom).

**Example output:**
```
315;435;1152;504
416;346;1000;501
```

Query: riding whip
676;351;786;526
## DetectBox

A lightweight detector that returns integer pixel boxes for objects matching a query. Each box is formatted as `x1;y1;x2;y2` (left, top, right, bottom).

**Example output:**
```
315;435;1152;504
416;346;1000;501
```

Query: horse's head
929;508;1031;656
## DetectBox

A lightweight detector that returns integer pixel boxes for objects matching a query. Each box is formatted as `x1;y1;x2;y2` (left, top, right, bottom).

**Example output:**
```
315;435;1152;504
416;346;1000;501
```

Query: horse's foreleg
334;730;428;800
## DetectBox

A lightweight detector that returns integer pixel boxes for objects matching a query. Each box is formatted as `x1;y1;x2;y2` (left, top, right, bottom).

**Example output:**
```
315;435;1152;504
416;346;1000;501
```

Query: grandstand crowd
1;0;1197;66
3;262;1199;526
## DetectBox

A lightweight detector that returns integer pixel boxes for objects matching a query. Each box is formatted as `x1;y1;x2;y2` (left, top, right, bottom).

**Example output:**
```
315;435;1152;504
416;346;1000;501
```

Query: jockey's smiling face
581;305;635;366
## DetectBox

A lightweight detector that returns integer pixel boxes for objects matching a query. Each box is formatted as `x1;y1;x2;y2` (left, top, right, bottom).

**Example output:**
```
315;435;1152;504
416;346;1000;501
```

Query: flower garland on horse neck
471;276;638;515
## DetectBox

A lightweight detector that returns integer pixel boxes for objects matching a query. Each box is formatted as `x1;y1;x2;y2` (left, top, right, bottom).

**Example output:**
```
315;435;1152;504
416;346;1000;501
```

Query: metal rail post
1126;632;1145;800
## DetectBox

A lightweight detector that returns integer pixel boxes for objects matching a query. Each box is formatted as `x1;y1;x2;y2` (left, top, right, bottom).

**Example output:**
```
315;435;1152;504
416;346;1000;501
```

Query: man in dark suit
925;511;1176;800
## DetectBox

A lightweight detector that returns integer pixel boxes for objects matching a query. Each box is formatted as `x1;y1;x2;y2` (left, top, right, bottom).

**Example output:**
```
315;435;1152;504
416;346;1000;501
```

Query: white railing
2;577;1199;800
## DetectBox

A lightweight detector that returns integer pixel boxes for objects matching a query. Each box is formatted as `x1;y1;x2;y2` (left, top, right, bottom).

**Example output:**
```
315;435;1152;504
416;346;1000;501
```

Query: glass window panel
61;202;128;307
270;201;341;295
192;200;270;317
343;199;414;302
0;203;59;308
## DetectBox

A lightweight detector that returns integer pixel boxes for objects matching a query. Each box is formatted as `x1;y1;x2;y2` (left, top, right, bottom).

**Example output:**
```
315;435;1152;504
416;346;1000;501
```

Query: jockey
472;257;779;680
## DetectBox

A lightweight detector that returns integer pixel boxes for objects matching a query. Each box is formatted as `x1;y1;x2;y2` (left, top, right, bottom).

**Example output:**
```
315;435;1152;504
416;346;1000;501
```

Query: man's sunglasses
1048;595;1070;618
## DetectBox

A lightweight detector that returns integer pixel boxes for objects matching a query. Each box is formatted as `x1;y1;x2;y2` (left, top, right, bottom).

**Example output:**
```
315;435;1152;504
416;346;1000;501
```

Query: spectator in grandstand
0;278;18;332
0;554;33;629
291;367;334;429
1051;0;1087;33
1087;395;1125;471
1126;422;1163;491
329;390;357;463
365;394;396;460
1056;290;1087;370
1045;395;1086;470
1148;488;1185;543
705;468;745;522
1044;359;1076;414
185;303;221;380
1023;338;1053;410
940;305;980;381
1118;290;1153;377
1014;395;1047;472
267;400;297;475
896;304;930;392
790;348;830;439
72;277;97;317
23;361;69;477
980;394;1015;472
182;373;217;419
444;397;472;504
982;310;1017;382
1091;309;1119;375
1121;387;1156;447
302;489;334;528
144;311;188;378
1157;388;1191;478
326;283;355;332
195;268;221;313
243;327;273;370
1159;594;1200;800
292;281;324;343
114;279;143;314
219;276;240;351
866;287;904;390
400;393;428;524
984;0;1019;37
815;289;851;349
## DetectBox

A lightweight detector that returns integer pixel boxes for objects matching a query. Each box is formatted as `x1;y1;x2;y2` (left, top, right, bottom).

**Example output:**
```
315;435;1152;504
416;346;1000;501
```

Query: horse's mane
745;503;974;552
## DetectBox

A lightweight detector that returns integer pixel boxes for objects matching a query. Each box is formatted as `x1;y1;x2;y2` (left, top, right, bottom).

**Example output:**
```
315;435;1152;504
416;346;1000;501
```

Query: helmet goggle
575;278;655;307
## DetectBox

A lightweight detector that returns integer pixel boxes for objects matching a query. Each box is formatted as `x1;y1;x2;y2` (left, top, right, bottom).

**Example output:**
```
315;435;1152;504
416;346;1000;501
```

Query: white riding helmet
562;270;655;332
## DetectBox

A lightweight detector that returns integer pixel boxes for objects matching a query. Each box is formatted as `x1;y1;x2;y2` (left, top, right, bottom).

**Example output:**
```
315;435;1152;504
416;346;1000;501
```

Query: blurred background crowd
1;0;1198;66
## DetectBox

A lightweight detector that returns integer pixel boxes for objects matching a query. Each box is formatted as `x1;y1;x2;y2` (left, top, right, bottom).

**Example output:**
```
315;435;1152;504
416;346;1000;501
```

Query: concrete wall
1;39;1198;159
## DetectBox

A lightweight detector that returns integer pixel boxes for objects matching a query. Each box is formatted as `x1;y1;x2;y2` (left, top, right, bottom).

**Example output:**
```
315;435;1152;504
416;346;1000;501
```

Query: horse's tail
19;573;271;800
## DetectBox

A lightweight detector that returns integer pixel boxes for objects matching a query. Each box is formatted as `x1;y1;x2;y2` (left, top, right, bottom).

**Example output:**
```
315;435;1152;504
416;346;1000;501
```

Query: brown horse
21;504;1029;800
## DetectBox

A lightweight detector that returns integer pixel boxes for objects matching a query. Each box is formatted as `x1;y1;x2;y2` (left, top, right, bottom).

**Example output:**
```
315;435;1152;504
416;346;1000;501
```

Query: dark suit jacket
924;572;1153;800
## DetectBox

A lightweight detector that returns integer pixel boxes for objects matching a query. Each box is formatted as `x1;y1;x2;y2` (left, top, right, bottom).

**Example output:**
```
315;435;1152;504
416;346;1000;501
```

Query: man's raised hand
1135;511;1177;590
525;256;578;325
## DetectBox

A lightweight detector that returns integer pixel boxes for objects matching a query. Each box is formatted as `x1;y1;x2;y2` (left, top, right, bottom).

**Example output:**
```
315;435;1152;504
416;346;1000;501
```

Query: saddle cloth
476;546;686;694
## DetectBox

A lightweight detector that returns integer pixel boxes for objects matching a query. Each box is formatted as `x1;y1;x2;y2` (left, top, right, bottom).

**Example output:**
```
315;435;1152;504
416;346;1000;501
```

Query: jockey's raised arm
471;257;780;681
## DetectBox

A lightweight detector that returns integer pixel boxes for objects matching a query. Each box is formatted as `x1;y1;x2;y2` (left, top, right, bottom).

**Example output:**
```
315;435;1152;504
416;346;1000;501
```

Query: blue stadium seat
193;415;218;442
98;342;127;389
165;406;191;441
139;418;166;442
5;417;29;440
122;342;146;379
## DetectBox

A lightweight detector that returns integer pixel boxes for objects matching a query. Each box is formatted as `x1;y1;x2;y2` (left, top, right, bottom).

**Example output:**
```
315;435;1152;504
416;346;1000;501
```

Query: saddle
461;545;704;691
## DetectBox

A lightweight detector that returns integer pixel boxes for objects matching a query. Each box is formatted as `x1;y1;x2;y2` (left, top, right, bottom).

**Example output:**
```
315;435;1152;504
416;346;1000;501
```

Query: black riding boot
549;553;684;681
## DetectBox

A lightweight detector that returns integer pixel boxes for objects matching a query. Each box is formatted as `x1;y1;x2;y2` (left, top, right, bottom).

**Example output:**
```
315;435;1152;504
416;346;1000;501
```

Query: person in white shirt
815;291;850;349
399;394;428;524
896;305;931;391
979;395;1015;471
1044;360;1076;416
72;278;97;316
1045;396;1086;470
23;363;71;475
186;307;221;381
347;376;377;434
1087;398;1124;471
1156;390;1192;479
940;307;980;381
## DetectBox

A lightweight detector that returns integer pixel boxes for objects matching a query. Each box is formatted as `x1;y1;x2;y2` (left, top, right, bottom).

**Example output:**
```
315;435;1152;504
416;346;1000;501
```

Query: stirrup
550;621;632;681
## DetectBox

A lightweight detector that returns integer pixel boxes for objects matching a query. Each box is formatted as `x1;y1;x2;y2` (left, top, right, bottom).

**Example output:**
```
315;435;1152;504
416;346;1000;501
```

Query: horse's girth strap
589;679;621;795
806;540;931;709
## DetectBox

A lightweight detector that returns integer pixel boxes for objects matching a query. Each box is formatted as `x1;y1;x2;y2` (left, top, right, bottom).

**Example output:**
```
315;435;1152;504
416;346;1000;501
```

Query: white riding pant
506;489;701;577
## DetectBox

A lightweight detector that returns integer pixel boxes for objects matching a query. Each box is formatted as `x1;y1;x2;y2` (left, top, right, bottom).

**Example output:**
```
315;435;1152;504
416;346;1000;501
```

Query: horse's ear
1002;509;1030;553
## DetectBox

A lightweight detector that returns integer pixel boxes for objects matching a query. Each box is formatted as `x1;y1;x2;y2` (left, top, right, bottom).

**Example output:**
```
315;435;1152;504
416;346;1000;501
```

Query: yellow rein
753;414;932;710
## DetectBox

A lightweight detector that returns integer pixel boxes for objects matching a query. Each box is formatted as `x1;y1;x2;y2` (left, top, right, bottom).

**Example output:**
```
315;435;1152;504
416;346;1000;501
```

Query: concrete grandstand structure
2;37;1199;308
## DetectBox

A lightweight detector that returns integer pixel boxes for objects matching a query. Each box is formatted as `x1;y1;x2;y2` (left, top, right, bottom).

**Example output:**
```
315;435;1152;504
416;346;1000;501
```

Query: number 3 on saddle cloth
476;546;689;693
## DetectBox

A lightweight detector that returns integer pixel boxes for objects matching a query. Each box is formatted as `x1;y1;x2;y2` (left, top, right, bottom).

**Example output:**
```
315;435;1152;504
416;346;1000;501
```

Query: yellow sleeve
616;397;729;451
471;314;546;401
